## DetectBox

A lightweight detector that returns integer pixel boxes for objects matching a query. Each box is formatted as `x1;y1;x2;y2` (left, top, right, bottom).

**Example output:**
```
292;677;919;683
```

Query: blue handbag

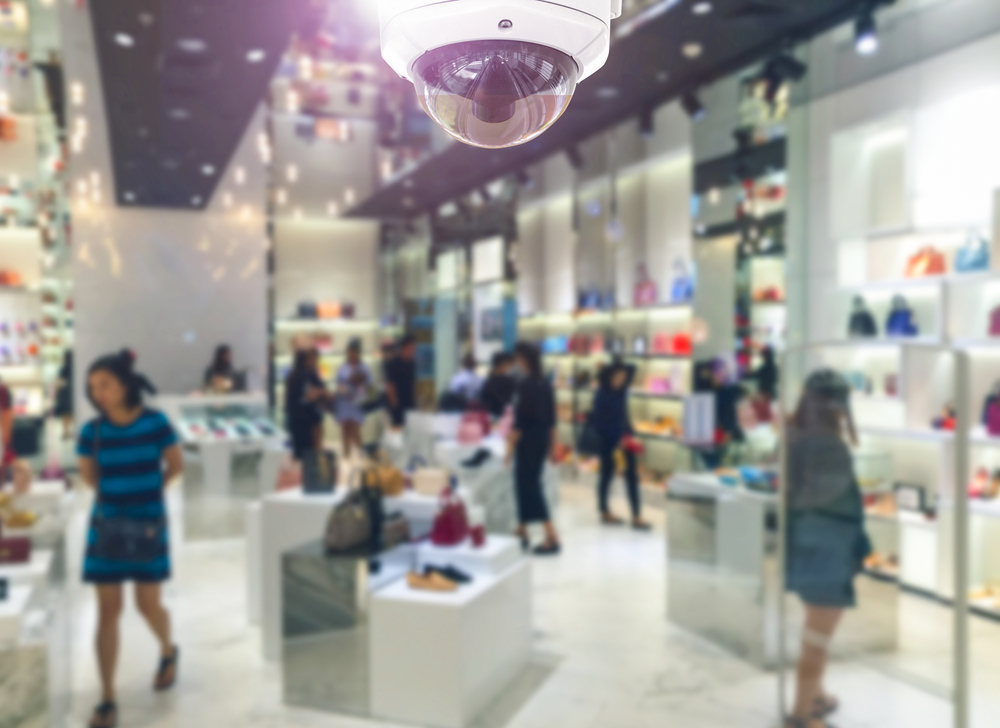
578;286;601;310
885;295;918;337
670;258;695;303
955;230;990;273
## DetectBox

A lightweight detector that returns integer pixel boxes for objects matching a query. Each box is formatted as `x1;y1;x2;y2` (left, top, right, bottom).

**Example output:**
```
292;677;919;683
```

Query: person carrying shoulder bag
77;352;184;728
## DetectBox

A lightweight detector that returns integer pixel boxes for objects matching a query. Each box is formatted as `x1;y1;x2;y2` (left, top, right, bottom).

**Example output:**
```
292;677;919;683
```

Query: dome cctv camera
379;0;622;149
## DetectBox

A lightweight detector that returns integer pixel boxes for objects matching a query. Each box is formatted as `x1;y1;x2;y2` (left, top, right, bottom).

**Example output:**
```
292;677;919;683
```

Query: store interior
5;0;1000;727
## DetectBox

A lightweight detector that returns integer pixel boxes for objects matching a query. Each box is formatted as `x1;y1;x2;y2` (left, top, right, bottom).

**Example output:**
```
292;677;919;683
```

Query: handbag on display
847;296;878;338
316;301;342;319
885;374;899;397
671;333;693;356
633;336;647;356
301;450;337;494
0;537;30;564
297;301;318;319
885;295;918;337
412;467;450;496
323;486;381;553
983;386;1000;436
457;411;489;445
569;334;590;356
362;461;405;497
670;259;695;303
633;263;659;307
340;302;356;319
430;490;470;547
955;230;991;273
276;457;302;491
990;306;1000;337
0;116;17;141
382;513;411;549
601;288;615;311
589;335;605;355
578;286;601;310
904;247;947;278
651;333;671;355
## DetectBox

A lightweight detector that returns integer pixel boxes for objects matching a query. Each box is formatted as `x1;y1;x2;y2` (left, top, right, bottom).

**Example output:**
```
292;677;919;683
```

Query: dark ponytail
87;350;143;412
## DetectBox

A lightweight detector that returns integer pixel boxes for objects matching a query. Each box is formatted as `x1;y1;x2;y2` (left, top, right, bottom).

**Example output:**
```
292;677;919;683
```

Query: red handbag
430;490;469;547
0;537;30;564
670;333;692;356
905;247;946;278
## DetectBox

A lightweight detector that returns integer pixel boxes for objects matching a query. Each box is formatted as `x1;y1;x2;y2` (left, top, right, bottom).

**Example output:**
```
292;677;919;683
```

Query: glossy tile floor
60;479;992;728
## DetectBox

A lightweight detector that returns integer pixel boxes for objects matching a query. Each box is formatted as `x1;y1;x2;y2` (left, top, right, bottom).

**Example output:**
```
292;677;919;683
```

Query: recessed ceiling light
177;38;207;53
137;12;154;26
246;49;266;63
123;191;136;202
114;33;135;48
656;71;669;83
327;202;339;217
596;87;619;99
692;2;712;15
403;196;415;208
191;196;202;206
201;165;215;176
169;108;191;120
683;42;703;59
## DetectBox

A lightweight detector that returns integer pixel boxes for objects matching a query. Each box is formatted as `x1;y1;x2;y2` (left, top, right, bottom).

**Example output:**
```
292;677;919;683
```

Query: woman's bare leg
792;605;843;723
95;585;123;703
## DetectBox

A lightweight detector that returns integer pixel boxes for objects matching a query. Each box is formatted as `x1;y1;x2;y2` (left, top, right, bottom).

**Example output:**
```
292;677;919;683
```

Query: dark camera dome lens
412;40;579;149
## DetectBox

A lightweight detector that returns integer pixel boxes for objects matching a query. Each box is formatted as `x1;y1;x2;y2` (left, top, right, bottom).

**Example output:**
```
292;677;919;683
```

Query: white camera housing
379;0;623;149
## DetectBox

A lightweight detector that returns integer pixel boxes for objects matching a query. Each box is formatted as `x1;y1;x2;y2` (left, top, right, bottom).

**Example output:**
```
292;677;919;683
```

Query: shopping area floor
61;479;998;728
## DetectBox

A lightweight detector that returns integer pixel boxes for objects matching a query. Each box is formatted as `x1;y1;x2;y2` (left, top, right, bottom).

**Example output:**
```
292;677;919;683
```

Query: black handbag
576;413;603;457
302;449;337;494
847;296;878;338
297;301;318;319
90;420;166;565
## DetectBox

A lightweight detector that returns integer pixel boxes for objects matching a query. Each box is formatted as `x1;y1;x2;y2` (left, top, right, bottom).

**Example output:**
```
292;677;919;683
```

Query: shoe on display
424;564;472;584
406;571;458;592
461;448;492;468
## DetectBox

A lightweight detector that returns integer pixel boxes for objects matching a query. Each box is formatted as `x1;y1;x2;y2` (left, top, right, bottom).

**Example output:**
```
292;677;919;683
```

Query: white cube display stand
370;559;531;728
246;502;262;625
415;535;521;578
0;584;33;648
0;550;53;590
259;488;344;660
12;480;68;514
383;491;439;540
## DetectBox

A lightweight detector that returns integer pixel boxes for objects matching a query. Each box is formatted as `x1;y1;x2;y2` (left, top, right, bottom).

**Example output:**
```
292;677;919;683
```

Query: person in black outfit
506;342;560;556
204;345;235;392
384;335;417;429
284;349;328;460
591;361;650;530
54;350;74;440
752;345;779;401
480;352;516;419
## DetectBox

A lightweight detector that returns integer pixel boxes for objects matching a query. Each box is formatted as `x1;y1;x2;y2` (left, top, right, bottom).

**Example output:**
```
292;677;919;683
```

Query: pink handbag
430;490;470;547
633;263;658;307
457;411;489;445
988;401;1000;437
990;306;1000;337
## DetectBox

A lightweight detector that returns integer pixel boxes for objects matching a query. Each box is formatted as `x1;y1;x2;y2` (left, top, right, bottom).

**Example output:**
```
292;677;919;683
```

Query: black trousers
598;443;641;519
514;427;550;524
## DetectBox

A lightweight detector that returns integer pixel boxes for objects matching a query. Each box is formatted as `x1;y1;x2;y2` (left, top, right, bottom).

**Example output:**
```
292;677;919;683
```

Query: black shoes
424;564;473;584
532;542;562;556
461;448;492;468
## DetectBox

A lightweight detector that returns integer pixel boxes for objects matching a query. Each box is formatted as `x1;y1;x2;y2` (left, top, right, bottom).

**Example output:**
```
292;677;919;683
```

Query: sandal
785;718;837;728
601;512;625;526
813;694;839;717
154;645;179;691
532;541;562;556
89;702;117;728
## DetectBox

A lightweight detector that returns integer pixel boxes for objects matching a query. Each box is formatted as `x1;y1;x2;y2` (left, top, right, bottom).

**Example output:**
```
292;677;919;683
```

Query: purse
301;449;337;494
670;259;694;303
412;467;450;496
323;482;382;553
990;306;1000;337
363;461;405;497
297;301;318;319
848;296;878;338
955;230;990;273
633;263;658;307
904;246;946;278
316;301;342;319
89;421;166;566
885;295;918;337
670;333;692;356
0;537;29;564
430;490;470;547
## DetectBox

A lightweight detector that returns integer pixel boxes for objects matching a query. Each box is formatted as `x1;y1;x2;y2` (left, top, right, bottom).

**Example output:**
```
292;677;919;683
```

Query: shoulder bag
89;418;167;565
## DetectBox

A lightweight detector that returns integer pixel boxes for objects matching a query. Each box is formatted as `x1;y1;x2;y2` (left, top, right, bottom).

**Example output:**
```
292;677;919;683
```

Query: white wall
62;1;269;406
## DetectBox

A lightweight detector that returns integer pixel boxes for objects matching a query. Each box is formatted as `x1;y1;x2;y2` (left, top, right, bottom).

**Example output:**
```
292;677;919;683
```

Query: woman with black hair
284;348;328;460
505;341;561;555
54;350;74;439
77;352;184;728
785;370;870;728
591;361;650;529
203;344;234;393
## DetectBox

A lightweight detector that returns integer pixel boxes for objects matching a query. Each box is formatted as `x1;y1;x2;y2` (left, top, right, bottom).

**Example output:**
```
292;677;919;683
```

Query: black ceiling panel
89;0;320;210
348;0;889;219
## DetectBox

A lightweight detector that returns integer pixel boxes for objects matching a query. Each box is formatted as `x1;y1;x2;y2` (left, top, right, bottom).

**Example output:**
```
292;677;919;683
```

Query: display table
415;535;521;578
370;559;531;728
383;491;438;540
0;549;54;591
667;473;898;668
258;488;344;660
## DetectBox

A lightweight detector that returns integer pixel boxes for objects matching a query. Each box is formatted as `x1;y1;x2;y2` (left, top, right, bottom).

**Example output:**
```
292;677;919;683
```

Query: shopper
284;348;328;460
480;352;516;418
203;344;235;392
752;345;779;401
334;339;371;461
785;370;871;728
0;377;12;474
448;353;483;403
506;341;561;555
384;335;417;429
591;361;650;530
77;352;183;728
54;350;74;440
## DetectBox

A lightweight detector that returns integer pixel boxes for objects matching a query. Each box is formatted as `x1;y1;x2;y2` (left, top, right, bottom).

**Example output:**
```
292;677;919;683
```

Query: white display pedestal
257;445;284;495
12;480;68;514
370;558;531;728
0;550;53;591
0;584;32;647
246;501;262;625
198;441;232;496
259;488;343;660
415;535;521;578
384;491;439;540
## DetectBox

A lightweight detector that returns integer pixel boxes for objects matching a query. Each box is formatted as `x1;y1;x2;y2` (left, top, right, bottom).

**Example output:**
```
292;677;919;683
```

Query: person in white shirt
448;354;483;404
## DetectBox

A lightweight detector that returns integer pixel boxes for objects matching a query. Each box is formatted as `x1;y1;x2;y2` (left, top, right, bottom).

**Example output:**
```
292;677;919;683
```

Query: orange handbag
316;301;342;319
905;247;946;278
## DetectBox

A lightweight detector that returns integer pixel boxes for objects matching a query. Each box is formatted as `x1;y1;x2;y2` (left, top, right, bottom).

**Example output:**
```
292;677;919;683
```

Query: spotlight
565;145;584;171
639;106;655;138
681;92;706;122
855;8;878;56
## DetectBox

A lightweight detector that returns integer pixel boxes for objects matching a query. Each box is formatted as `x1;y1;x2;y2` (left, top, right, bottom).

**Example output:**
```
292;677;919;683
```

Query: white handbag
412;468;450;496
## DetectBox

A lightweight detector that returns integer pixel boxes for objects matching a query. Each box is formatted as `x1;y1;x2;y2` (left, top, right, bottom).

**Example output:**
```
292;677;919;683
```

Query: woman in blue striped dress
77;352;183;728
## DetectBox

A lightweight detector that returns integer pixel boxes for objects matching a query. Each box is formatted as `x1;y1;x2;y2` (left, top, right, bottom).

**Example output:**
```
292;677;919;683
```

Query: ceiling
89;0;321;210
347;0;885;220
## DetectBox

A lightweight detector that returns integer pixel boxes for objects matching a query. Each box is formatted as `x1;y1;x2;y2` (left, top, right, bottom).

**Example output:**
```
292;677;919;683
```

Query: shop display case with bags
848;295;878;338
885;295;919;337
